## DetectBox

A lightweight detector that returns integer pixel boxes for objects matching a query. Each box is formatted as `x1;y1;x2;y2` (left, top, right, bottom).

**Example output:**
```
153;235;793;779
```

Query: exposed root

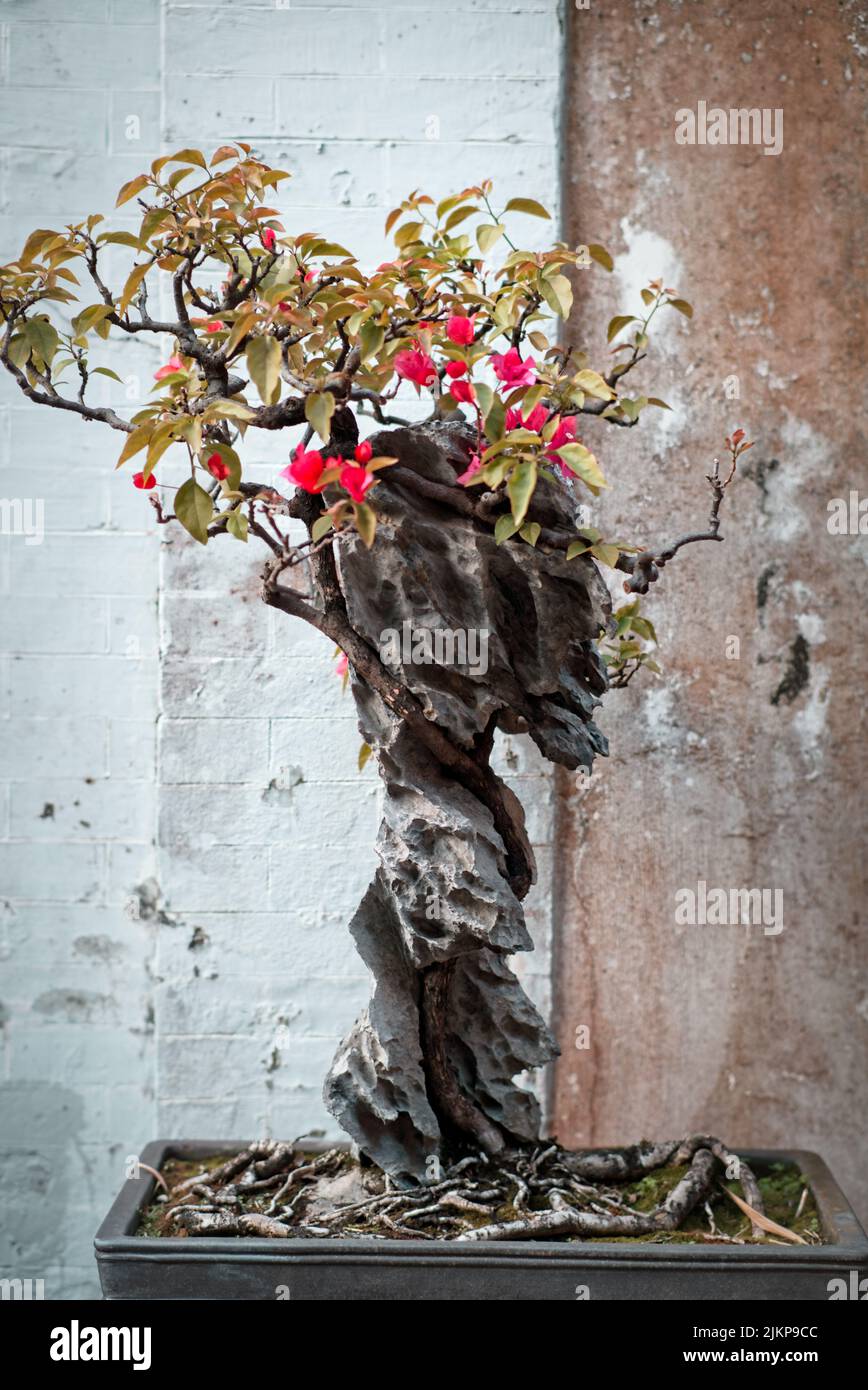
136;1133;820;1246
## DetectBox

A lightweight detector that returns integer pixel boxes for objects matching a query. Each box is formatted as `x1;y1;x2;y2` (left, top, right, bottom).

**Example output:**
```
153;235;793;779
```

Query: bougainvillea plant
1;145;764;1242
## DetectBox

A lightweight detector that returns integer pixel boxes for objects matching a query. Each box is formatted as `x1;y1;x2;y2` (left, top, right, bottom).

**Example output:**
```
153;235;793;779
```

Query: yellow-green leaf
245;335;281;405
503;197;550;220
607;314;638;343
507;459;537;527
590;542;621;568
115;424;153;468
175;477;214;546
353;500;376;548
494;514;519;545
668;298;693;318
226;507;248;542
573;369;616;401
555;443;608;494
119;262;150;314
588;243;613;272
540;273;573;319
305;390;336;443
477;223;505;254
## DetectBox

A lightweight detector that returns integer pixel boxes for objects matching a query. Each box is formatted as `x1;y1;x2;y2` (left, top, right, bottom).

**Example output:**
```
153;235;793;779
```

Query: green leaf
520;521;541;547
91;366;123;382
305;389;336;444
555;443;608;494
353;501;376;548
175;477;214;546
503;197;550;220
485;391;506;442
358;320;385;364
226;507;248;542
246;335;281;405
668;298;693;318
539;273;573;319
588;243;613;272
494;514;519;545
476;223;505;253
647;397;672;410
311;513;335;543
641;287;656;306
473;381;494;419
573;369;615;401
607;314;638;343
507;459;537;527
23;316;59;365
566;540;592;561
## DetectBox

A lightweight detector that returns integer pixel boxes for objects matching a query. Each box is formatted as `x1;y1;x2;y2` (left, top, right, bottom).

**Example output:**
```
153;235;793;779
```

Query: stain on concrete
72;935;125;963
771;633;810;706
0;1082;84;1268
32;990;116;1023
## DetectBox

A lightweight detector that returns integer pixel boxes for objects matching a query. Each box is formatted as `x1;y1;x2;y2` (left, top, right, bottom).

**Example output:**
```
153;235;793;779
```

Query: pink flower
444;360;467;380
205;320;225;334
277;301;292;313
335;652;348;677
394;345;437;387
354;440;373;464
456;453;484;486
280;443;325;493
504;403;547;434
205;452;231;481
491;347;536;389
133;471;157;490
340;464;374;503
446;314;475;345
450;378;476;405
154;354;183;381
261;227;277;252
546;416;580;477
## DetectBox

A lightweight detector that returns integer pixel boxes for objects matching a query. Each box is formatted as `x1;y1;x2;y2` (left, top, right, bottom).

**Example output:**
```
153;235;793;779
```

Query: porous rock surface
323;422;612;1182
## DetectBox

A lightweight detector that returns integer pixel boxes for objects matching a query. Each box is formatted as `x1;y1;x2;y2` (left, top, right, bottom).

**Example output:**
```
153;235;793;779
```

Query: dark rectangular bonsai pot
94;1141;868;1301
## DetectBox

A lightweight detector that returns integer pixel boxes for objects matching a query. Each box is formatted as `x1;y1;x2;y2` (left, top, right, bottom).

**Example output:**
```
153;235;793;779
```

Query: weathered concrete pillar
553;0;868;1222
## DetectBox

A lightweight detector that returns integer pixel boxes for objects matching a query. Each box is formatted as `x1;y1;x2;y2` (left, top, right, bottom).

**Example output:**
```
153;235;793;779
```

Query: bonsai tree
1;144;765;1242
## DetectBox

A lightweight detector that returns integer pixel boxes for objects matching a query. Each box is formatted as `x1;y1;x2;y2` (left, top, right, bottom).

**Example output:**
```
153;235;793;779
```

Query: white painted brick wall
0;0;565;1297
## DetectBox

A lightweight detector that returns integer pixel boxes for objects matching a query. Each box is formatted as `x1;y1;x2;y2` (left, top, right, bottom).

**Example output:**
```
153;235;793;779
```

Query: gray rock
322;421;611;1181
